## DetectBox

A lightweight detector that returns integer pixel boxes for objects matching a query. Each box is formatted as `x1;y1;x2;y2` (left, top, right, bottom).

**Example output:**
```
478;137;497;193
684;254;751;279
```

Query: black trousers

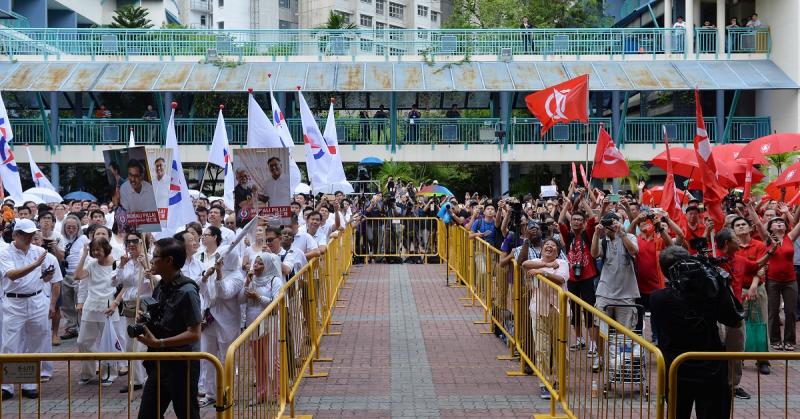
673;376;731;419
138;359;200;419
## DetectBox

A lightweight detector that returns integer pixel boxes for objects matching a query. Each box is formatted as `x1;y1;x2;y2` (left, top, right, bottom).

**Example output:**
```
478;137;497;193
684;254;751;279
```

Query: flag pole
195;104;224;209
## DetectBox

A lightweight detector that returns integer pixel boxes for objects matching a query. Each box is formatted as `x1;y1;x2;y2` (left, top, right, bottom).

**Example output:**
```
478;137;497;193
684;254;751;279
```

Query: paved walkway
293;263;547;419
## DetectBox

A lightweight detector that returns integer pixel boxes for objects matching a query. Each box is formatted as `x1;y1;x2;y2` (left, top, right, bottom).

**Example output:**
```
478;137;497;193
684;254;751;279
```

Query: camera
667;254;741;315
600;214;618;229
127;297;160;338
572;262;583;277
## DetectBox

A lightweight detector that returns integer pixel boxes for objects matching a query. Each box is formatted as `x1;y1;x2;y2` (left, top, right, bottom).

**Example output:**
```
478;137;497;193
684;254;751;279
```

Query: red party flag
579;163;589;188
571;162;577;185
525;75;590;136
743;157;754;203
592;125;630;178
693;90;726;233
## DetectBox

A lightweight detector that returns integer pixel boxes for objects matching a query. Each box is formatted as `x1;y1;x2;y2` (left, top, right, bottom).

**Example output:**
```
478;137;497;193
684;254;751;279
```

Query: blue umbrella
359;156;384;166
63;191;98;201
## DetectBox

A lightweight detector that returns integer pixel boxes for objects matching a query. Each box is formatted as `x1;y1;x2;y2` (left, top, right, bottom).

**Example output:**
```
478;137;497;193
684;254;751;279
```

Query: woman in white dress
74;237;120;386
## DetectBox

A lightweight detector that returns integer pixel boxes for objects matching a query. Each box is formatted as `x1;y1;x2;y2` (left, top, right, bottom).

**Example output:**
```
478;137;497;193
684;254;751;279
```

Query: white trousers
200;321;234;400
76;320;118;382
2;294;50;393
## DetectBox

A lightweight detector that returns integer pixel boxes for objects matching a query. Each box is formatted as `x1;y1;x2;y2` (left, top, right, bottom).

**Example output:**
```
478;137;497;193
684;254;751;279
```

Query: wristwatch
158;339;165;348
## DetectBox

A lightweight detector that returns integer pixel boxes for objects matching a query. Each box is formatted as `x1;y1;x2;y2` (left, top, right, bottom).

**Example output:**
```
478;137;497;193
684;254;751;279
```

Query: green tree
622;160;650;193
445;0;610;29
109;5;154;29
317;11;358;30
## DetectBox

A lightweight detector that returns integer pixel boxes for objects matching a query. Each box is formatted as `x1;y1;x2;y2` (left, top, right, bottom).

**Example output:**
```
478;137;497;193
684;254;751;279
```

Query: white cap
14;219;39;234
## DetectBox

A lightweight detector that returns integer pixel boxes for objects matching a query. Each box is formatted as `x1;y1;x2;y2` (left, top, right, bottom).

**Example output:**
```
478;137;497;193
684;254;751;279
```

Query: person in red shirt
748;203;800;352
682;206;706;255
558;189;598;353
716;228;774;399
628;211;683;343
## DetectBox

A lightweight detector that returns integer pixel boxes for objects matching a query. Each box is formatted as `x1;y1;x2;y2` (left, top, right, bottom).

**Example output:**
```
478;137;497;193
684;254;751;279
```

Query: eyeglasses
266;237;279;242
125;239;140;245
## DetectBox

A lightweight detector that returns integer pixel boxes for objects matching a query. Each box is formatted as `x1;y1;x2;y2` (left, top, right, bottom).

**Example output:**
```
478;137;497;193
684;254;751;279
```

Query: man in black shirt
136;238;203;419
651;246;742;419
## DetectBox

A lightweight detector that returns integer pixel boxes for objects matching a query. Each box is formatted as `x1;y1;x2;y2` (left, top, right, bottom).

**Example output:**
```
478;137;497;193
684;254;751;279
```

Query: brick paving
294;263;547;418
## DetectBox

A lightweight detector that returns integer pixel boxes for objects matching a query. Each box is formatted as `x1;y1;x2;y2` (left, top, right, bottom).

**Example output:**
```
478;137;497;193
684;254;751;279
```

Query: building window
388;2;403;19
431;11;439;22
417;5;428;17
279;20;291;29
279;0;290;8
361;0;372;4
200;15;206;26
376;21;386;29
336;11;352;23
360;14;373;27
217;21;224;29
376;0;385;15
218;0;223;7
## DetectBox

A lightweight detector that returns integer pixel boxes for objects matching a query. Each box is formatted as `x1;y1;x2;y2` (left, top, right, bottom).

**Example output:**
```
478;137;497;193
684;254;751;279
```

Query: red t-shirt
736;239;766;288
766;235;796;282
721;254;760;302
560;218;598;282
635;234;666;295
683;222;706;255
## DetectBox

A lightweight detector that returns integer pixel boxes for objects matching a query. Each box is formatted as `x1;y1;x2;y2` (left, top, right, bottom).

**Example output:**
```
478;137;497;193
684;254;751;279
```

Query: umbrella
418;184;454;197
652;148;738;189
188;189;206;199
738;133;800;160
23;187;63;203
711;144;769;166
20;193;44;205
641;186;692;207
294;182;312;195
63;191;98;201
359;156;384;166
767;160;800;189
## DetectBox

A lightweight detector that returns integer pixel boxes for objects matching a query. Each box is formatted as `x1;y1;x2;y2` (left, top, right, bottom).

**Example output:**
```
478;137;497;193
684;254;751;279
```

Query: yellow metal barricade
0;352;227;418
668;352;800;419
561;293;665;419
353;217;439;259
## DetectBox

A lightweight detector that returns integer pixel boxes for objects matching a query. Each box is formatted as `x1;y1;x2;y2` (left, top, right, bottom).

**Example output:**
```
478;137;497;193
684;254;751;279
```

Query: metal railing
726;27;771;56
0;10;29;29
353;217;440;259
441;224;667;419
0;352;227;418
694;28;717;55
7;116;771;147
0;27;769;59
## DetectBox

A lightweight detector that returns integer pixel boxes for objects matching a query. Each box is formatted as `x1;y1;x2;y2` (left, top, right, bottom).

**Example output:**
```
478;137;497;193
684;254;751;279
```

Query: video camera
666;254;731;300
127;297;160;338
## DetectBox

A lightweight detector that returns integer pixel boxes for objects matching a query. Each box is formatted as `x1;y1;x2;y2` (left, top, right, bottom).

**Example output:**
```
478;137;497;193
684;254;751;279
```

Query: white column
716;0;726;53
686;0;695;55
664;0;673;53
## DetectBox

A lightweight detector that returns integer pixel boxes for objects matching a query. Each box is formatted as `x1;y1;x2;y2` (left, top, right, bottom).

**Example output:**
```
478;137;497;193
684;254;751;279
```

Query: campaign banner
233;148;291;227
144;148;173;228
103;147;162;233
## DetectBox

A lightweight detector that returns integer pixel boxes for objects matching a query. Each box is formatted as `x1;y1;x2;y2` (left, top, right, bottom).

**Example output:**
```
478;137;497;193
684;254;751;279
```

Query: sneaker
59;331;78;340
587;349;597;358
734;387;751;400
40;376;50;383
758;363;771;375
2;390;12;401
198;397;216;408
569;341;586;351
539;386;551;400
21;390;38;399
101;379;113;387
78;378;93;385
592;356;602;373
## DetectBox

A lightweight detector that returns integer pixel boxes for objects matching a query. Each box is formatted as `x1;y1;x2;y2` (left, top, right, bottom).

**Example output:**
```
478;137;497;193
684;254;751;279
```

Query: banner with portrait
233;148;291;227
144;148;173;230
103;147;161;233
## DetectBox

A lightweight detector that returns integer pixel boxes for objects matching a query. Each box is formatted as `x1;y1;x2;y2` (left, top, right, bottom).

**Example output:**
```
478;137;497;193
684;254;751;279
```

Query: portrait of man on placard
104;146;161;233
145;149;173;228
233;148;291;227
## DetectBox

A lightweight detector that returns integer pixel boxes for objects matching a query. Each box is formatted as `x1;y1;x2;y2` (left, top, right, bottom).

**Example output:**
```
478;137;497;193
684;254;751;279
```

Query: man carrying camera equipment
651;245;744;419
558;187;598;354
134;238;202;419
590;212;639;373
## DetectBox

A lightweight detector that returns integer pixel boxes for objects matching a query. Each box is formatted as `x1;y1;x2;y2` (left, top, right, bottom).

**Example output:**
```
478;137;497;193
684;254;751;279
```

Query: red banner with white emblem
525;75;589;136
591;125;629;178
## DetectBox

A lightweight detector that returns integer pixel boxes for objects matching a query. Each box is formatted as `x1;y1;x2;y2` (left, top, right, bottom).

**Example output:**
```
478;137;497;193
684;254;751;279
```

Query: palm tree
109;5;154;29
317;11;358;30
622;161;649;193
765;152;799;176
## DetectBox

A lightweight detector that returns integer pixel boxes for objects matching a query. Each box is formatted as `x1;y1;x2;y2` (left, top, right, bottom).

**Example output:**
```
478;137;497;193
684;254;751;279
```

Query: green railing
8;116;770;147
694;28;717;55
0;10;29;29
726;27;771;56
0;27;726;59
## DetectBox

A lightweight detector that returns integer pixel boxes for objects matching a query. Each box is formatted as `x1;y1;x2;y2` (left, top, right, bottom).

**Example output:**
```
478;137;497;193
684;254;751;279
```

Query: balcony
9;116;771;149
189;0;212;12
695;27;771;58
0;27;772;61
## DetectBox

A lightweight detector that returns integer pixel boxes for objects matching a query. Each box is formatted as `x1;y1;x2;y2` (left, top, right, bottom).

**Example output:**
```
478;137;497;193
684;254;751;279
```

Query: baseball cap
14;219;39;234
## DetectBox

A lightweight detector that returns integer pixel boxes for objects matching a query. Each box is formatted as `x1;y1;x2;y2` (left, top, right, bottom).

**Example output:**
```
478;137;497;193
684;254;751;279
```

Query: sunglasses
125;239;140;245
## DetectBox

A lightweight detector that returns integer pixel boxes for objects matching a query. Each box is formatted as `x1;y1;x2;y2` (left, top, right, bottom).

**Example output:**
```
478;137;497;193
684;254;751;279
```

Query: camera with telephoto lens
666;254;743;320
127;297;160;338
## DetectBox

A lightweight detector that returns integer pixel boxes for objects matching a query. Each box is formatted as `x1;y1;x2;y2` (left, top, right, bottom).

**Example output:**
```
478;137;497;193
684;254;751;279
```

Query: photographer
136;238;203;419
651;245;743;419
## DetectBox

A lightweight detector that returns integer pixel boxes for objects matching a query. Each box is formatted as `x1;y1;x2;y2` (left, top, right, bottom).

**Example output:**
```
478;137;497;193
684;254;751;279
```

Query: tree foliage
317;11;358;30
110;5;154;29
445;0;610;29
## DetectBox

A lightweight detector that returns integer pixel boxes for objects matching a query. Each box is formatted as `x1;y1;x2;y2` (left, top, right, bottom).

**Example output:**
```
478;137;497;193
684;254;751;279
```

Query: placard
103;147;162;233
145;148;173;229
233;148;291;227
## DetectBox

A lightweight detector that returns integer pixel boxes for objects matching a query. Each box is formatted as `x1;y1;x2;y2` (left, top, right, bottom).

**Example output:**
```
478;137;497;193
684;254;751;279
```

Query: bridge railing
0;27;771;59
8;116;771;148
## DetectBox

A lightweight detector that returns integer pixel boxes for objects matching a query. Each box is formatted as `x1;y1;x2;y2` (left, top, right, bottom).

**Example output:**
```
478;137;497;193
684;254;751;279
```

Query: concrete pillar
716;90;725;143
47;9;77;28
716;0;726;53
50;163;59;191
686;0;695;55
389;92;397;152
73;93;83;118
49;91;59;150
14;0;46;27
611;91;621;140
499;91;511;197
664;0;673;29
163;92;174;116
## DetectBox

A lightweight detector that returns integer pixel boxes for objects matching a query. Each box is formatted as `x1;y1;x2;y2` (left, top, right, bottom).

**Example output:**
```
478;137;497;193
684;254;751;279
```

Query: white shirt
199;245;244;343
291;231;319;255
62;235;89;278
154;174;170;209
116;259;151;302
298;225;329;246
182;253;205;284
78;259;120;322
120;180;158;213
281;248;306;277
673;21;686;29
264;175;291;207
42;252;63;298
0;242;46;295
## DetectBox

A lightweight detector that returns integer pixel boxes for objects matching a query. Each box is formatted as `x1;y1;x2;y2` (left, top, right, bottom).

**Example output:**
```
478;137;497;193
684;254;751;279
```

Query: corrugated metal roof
0;60;794;92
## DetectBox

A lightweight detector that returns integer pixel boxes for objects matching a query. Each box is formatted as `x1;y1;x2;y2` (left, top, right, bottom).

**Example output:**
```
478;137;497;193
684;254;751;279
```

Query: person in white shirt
176;230;204;284
243;251;284;403
115;233;152;393
303;211;332;252
31;230;61;383
198;242;244;408
53;203;67;233
153;157;170;210
746;13;762;28
264;157;291;207
280;227;308;278
0;220;53;400
74;236;120;387
118;160;158;214
673;16;686;28
58;214;89;340
207;206;235;245
38;211;64;346
290;215;321;261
